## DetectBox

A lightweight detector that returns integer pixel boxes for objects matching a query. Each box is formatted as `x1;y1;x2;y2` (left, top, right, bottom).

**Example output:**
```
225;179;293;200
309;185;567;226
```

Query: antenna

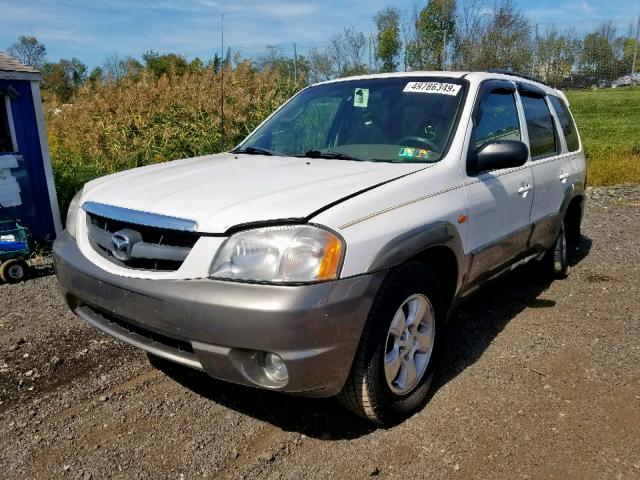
220;12;225;149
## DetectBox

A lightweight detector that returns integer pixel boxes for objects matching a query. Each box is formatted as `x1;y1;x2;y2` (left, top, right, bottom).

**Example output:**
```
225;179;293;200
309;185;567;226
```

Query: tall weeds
45;62;301;217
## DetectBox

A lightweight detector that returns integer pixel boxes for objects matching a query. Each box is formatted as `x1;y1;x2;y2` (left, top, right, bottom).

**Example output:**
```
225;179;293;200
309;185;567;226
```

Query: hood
82;153;426;233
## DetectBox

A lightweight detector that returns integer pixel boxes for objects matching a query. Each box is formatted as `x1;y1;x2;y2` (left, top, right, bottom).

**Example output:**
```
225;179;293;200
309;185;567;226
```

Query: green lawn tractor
0;204;31;283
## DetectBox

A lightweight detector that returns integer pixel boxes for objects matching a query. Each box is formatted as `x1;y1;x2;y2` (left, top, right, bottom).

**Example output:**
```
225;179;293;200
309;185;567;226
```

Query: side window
473;90;521;148
0;97;14;153
549;96;579;152
521;94;559;159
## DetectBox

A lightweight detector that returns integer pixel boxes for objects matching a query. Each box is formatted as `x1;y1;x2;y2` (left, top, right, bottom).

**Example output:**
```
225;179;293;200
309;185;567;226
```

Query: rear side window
520;94;558;159
474;90;521;148
549;96;580;152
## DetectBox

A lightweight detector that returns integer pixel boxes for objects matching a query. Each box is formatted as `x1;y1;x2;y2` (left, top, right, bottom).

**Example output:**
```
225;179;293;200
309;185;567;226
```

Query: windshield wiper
234;146;275;156
299;150;365;161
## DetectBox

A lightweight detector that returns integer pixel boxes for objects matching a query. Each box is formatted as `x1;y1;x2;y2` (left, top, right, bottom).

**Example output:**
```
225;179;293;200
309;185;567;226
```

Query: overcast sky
2;0;639;68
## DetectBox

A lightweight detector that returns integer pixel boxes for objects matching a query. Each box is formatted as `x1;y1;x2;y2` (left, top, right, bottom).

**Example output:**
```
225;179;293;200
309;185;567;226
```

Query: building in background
0;52;60;244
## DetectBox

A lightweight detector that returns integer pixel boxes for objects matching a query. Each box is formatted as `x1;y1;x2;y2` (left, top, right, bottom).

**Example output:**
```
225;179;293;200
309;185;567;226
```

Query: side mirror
470;140;529;174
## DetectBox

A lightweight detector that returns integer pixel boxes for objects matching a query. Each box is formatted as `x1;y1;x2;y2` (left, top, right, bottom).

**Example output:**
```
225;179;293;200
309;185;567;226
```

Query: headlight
65;188;84;239
210;225;344;283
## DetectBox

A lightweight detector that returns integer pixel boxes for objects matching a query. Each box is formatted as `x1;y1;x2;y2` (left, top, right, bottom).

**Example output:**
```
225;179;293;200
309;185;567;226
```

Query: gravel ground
1;185;639;480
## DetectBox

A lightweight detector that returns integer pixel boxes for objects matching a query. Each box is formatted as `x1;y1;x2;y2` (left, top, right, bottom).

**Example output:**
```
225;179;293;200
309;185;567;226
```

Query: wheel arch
367;221;465;309
564;194;584;245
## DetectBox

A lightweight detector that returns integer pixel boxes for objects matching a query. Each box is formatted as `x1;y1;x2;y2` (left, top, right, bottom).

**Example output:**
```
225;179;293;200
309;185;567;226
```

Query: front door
463;80;534;283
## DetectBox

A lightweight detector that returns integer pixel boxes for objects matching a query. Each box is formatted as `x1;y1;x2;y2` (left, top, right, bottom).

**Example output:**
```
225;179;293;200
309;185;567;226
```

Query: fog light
263;352;288;382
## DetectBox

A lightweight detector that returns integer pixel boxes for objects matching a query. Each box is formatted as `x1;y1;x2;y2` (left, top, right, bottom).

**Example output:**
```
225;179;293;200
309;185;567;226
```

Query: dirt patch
1;185;639;479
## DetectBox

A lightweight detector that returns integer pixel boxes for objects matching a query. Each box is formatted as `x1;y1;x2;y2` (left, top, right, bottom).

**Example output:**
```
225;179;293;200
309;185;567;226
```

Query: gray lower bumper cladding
53;232;384;397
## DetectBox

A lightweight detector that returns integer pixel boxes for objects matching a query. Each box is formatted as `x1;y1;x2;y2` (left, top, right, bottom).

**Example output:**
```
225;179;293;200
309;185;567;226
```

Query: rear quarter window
521;94;559;160
549;95;580;152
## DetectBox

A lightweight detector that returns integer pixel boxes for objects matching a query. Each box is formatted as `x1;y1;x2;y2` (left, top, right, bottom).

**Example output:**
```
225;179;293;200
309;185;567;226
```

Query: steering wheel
396;136;438;151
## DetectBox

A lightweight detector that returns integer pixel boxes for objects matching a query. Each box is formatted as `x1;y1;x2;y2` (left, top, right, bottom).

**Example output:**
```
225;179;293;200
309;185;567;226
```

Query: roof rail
486;69;550;87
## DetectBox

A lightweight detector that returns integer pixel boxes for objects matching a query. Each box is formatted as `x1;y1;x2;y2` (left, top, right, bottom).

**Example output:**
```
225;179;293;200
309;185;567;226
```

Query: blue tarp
0;241;29;252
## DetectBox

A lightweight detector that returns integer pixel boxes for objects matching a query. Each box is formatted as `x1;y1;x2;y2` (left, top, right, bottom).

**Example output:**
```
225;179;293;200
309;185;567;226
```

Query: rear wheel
337;262;445;424
0;259;29;284
542;220;571;279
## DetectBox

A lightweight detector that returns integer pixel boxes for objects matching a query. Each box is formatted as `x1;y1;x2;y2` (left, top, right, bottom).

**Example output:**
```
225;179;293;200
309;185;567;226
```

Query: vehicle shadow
28;262;55;280
154;235;592;440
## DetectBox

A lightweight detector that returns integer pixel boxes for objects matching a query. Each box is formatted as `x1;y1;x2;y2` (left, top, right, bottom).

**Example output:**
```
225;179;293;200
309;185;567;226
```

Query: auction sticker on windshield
403;81;461;96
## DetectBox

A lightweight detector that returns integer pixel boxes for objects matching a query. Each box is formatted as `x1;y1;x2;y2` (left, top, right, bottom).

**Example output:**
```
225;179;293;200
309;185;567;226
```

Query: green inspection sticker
398;147;431;159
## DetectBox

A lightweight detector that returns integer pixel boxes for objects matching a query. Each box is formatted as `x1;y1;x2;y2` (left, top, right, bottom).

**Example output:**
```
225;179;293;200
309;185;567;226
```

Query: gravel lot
1;185;639;480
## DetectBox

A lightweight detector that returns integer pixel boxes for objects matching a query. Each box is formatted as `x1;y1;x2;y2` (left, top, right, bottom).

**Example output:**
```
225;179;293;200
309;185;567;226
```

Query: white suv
54;71;586;424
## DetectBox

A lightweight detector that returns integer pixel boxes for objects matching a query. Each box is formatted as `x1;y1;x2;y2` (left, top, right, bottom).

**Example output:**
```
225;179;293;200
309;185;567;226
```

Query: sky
2;0;639;69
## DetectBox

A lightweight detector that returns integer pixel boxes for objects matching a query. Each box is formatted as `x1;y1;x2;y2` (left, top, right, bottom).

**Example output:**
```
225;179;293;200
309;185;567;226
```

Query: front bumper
53;231;384;397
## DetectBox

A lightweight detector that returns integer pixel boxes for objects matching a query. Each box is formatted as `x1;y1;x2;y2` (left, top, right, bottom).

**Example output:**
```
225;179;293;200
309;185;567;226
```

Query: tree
102;54;142;81
307;48;335;82
328;27;369;77
451;0;487;69
88;66;103;84
189;57;204;73
143;51;189;77
375;6;402;72
535;28;580;85
258;45;307;82
41;58;86;100
409;0;456;70
579;23;627;81
7;35;47;68
470;0;532;72
208;53;222;74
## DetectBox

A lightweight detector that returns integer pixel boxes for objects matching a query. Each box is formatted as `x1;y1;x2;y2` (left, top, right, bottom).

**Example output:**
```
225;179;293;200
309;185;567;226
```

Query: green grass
566;88;640;185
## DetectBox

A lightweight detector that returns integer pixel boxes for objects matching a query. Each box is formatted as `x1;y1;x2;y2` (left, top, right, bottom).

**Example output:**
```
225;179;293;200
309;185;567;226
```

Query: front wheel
338;262;445;424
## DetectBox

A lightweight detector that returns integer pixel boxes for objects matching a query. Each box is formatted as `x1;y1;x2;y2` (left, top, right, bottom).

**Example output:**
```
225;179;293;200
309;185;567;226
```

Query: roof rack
486;69;550;87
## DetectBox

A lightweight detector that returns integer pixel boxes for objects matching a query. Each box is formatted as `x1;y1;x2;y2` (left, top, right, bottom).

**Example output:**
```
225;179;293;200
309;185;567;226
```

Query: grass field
566;87;640;185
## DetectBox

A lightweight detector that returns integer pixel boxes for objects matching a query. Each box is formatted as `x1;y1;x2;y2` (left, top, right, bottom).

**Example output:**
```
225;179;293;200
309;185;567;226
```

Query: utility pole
442;29;447;70
369;35;372;73
532;23;539;77
220;12;225;149
632;16;640;84
293;42;298;84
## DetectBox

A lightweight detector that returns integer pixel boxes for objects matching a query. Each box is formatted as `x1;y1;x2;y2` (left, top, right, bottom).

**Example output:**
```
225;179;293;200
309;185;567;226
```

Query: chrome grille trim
82;202;198;232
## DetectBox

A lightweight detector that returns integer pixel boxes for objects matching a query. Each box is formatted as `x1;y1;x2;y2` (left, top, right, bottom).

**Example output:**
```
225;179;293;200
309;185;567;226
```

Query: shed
0;52;60;244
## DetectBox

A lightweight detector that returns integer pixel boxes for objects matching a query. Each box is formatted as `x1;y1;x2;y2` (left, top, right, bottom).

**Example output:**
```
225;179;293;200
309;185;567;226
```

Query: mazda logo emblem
111;230;138;261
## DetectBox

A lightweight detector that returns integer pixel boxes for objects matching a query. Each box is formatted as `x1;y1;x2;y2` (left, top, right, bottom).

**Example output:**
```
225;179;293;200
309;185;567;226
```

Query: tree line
6;0;640;101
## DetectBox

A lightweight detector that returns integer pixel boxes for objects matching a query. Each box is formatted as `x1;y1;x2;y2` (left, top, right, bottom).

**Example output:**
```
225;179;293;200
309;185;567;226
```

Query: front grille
86;212;200;272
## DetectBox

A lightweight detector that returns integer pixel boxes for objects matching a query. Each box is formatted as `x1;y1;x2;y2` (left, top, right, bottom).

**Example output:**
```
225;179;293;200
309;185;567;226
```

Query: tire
0;259;29;284
337;262;445;424
541;220;571;279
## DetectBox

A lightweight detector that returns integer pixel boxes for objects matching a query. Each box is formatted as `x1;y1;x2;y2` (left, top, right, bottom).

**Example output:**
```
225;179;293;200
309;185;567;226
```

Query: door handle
558;171;569;183
518;183;533;197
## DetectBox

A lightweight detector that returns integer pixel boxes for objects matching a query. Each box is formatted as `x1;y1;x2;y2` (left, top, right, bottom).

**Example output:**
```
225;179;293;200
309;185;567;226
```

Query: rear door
463;80;535;283
518;83;573;251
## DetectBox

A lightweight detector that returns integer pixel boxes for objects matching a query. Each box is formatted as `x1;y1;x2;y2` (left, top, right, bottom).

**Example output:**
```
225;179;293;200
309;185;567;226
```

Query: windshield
235;77;467;163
